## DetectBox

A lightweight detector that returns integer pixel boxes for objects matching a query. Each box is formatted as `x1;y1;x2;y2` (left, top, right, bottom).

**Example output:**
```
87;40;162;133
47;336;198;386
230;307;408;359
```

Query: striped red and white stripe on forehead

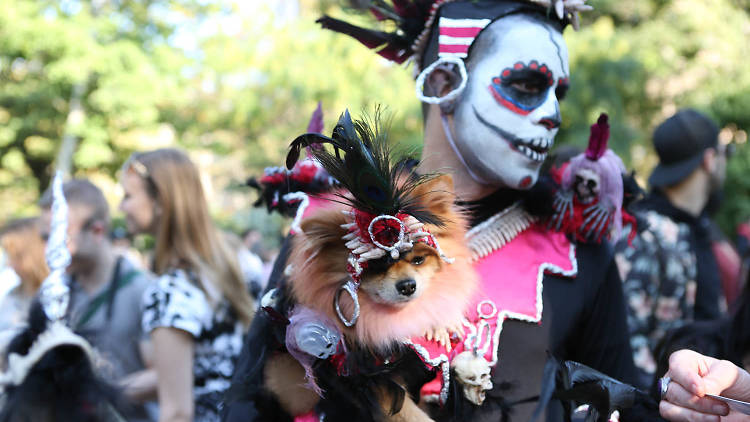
437;17;491;58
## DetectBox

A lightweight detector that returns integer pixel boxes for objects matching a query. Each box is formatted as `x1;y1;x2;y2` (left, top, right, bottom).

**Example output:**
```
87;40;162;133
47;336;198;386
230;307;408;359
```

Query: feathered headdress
287;109;453;326
318;0;592;69
247;103;336;232
288;109;442;227
318;1;591;106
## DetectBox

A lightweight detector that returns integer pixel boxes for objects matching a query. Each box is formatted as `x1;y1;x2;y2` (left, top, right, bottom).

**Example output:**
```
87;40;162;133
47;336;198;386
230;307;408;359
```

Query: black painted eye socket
587;180;597;189
410;256;425;265
490;61;554;113
503;70;549;96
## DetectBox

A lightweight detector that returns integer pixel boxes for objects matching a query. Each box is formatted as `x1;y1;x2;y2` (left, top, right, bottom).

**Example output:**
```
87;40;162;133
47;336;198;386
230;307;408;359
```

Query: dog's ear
299;210;349;248
413;174;455;223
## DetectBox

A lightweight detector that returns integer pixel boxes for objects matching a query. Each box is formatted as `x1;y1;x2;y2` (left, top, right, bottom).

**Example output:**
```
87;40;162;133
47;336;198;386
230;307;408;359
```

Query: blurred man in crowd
615;109;729;388
40;178;156;421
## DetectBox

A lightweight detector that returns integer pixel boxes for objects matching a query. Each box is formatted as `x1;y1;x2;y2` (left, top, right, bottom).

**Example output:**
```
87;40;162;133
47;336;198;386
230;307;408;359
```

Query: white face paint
450;14;570;189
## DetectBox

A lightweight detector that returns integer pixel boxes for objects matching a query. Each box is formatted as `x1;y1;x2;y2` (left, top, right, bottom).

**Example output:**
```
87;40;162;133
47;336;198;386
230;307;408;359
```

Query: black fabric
636;191;723;321
311;345;435;421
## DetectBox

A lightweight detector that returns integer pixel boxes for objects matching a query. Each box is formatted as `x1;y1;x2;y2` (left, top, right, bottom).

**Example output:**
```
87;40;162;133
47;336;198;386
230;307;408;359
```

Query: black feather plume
286;109;444;226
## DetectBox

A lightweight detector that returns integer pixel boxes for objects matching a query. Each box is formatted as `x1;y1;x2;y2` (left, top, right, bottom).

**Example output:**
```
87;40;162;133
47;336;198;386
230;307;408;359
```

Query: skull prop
573;168;601;204
452;351;493;405
448;14;570;190
285;306;343;395
289;313;341;360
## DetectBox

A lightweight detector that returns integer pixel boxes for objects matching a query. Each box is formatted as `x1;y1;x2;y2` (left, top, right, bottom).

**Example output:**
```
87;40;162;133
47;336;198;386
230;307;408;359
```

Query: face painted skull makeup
450;14;570;189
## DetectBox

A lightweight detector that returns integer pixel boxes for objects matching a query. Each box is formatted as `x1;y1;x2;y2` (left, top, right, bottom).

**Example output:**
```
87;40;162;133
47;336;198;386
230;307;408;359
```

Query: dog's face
358;242;442;306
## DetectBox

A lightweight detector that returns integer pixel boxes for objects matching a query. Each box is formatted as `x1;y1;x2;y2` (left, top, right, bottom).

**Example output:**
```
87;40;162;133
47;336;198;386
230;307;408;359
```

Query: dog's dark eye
411;256;425;265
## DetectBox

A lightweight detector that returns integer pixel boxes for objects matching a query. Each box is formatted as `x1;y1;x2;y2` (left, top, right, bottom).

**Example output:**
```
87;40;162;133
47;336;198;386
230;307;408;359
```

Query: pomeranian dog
289;173;474;350
261;111;477;422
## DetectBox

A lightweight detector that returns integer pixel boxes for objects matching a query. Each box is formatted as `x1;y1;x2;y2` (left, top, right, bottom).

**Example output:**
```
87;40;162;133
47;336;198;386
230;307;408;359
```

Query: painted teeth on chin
517;145;542;161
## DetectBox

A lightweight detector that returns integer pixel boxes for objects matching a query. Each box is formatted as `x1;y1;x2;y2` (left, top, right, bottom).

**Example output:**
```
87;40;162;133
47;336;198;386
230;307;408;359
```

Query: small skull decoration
573;168;601;205
452;351;493;406
293;319;341;359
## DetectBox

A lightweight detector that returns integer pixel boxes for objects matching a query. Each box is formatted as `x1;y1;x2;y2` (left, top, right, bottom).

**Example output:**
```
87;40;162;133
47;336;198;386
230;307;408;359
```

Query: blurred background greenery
0;0;748;237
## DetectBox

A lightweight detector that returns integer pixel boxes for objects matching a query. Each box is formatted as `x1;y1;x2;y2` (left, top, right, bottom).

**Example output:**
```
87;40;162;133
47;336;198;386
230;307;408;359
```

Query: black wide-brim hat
648;153;706;188
648;108;719;188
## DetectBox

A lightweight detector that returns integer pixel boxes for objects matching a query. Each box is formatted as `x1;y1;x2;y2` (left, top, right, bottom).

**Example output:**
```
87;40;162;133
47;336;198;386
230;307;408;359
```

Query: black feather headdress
317;0;588;71
287;109;443;227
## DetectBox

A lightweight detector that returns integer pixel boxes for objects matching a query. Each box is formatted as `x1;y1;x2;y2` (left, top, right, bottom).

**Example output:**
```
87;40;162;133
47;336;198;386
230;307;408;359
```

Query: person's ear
417;58;468;113
425;65;463;98
702;148;717;173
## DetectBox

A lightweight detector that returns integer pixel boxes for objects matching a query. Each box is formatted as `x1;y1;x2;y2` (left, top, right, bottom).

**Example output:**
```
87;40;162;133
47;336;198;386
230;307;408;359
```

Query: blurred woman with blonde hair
0;217;49;334
120;148;254;422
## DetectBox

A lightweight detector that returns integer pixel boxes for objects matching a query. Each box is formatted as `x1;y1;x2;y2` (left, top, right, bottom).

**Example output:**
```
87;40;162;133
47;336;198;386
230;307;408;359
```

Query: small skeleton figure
550;114;626;243
573;168;600;205
452;351;493;406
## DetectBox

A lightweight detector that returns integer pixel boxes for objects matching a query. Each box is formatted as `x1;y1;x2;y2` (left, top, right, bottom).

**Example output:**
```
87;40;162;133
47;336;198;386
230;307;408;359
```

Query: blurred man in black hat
615;108;729;389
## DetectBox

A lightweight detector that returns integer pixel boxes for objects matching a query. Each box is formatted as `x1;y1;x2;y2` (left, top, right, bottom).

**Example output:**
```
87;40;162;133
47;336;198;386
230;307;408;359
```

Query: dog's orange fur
288;174;477;350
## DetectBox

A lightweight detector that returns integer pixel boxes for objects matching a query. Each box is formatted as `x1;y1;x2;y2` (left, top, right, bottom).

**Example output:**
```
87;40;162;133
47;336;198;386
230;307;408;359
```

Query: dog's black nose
396;278;417;296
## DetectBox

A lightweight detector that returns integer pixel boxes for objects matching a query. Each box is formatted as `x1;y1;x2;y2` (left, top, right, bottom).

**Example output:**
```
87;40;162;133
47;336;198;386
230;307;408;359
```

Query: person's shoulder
142;268;211;336
147;268;204;298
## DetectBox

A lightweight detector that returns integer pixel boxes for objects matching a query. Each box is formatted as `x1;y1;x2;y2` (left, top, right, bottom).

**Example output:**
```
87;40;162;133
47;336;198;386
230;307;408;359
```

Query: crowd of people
0;0;748;421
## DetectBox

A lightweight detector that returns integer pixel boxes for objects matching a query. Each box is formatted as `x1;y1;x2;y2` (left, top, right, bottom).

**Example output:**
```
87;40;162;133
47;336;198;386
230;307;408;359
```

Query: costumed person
0;173;130;422
226;2;654;422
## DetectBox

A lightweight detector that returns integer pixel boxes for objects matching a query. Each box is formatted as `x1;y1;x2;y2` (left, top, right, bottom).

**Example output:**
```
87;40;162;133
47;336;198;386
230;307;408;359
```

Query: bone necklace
465;202;536;261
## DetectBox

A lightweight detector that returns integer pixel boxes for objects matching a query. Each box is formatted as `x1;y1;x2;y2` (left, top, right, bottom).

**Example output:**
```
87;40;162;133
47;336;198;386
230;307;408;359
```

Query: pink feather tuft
585;113;609;161
306;102;324;134
305;102;325;153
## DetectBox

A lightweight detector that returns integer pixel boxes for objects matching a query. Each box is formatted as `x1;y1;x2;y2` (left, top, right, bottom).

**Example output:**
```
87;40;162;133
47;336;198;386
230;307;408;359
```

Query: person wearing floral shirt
615;109;729;388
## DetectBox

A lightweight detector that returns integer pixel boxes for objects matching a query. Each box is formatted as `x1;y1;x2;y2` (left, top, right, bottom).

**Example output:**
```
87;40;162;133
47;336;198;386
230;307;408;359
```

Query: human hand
659;349;748;421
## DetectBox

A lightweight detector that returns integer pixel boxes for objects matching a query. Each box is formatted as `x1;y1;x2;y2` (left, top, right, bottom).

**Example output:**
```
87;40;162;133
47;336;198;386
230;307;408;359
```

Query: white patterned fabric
142;270;245;421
